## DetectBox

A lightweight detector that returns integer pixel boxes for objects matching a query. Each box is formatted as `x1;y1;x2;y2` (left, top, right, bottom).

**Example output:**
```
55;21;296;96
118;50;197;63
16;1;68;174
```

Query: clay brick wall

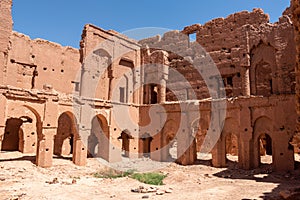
0;0;12;84
291;0;300;148
140;9;296;101
4;32;81;94
80;24;141;102
248;16;296;96
197;9;295;97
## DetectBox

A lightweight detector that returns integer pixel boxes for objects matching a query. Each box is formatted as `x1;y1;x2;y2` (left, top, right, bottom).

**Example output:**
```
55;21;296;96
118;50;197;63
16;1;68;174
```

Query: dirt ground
1;152;300;200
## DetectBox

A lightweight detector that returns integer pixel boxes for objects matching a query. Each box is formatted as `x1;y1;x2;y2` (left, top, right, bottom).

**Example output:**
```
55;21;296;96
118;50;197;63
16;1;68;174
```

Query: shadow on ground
212;160;300;200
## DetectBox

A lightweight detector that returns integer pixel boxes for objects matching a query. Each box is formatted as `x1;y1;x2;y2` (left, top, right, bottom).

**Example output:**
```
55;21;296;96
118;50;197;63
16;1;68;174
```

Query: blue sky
12;0;290;48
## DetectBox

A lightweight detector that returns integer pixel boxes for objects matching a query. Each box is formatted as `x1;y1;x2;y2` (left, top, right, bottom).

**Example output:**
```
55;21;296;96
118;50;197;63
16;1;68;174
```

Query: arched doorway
2;118;23;151
117;129;133;157
1;105;44;165
2;109;38;154
54;112;78;158
141;133;152;157
88;114;110;161
225;133;239;163
252;116;273;169
258;133;273;165
212;118;239;168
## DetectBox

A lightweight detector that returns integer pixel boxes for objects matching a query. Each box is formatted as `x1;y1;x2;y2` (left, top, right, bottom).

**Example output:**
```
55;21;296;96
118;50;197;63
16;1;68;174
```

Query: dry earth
1;152;300;200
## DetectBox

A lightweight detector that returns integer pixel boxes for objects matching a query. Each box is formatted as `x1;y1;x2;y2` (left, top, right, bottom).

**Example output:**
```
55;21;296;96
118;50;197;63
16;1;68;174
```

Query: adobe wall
78;24;143;161
196;9;295;96
80;24;142;103
139;95;296;170
139;8;297;170
5;32;81;94
291;0;300;148
0;0;298;171
140;9;296;101
0;0;12;85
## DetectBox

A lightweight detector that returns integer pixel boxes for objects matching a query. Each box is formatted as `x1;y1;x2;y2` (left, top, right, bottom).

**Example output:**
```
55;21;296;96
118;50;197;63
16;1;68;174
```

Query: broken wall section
140;8;296;101
195;8;296;97
4;32;81;94
0;0;13;85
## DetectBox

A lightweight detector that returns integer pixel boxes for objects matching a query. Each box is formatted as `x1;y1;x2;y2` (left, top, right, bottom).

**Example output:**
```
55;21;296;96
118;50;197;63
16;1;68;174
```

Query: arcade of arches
0;0;300;172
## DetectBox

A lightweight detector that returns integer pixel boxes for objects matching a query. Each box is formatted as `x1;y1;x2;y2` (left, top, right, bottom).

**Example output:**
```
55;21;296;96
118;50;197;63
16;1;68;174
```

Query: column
36;129;55;167
72;135;87;166
242;67;251;96
158;79;166;103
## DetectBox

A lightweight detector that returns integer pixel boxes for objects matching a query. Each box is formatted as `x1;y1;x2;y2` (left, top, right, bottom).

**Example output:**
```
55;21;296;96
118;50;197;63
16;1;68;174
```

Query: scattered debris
131;186;173;196
46;178;58;184
156;190;164;195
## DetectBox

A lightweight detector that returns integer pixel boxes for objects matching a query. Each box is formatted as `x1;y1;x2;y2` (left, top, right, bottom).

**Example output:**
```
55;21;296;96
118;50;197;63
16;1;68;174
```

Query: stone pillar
36;129;55;167
176;113;196;165
242;67;251;96
157;63;169;103
158;79;166;103
80;65;91;97
72;137;87;166
272;131;294;171
128;138;139;159
238;134;253;170
241;27;251;97
238;106;253;169
211;138;226;167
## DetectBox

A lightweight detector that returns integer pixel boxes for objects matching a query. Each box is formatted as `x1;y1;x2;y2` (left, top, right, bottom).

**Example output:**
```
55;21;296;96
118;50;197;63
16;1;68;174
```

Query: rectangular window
227;77;233;87
120;87;125;103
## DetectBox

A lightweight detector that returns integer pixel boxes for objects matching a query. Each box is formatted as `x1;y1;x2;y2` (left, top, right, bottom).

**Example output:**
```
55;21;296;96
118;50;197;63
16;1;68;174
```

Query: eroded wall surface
140;9;296;101
0;0;298;171
139;8;297;170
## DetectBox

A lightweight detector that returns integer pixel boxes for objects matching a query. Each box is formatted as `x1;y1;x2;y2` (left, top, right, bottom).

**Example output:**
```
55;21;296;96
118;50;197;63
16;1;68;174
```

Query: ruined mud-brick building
0;0;298;171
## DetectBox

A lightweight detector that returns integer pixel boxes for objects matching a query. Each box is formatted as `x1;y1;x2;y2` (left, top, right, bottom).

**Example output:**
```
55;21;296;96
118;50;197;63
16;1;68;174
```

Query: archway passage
1;118;23;151
212;118;239;168
2;116;35;153
252;116;273;169
225;133;239;163
141;133;153;158
54;112;87;166
118;130;133;157
54;112;78;157
258;133;273;165
88;114;110;161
